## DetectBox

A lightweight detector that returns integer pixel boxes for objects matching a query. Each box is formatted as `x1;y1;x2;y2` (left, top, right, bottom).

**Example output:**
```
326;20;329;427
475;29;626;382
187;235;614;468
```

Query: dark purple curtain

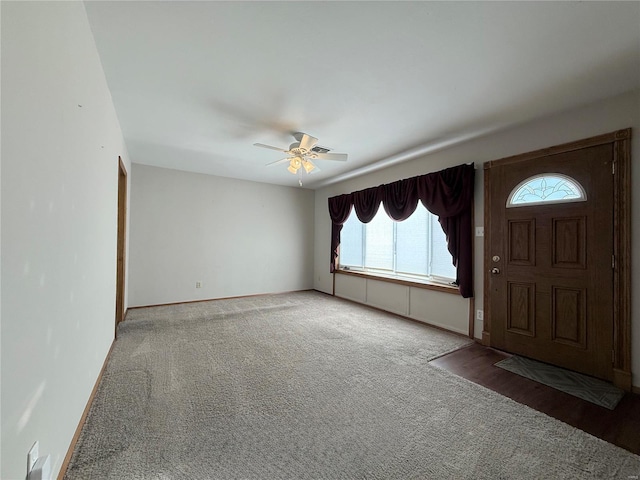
328;163;475;298
328;193;353;273
383;177;418;221
416;163;474;218
417;163;475;298
353;186;384;223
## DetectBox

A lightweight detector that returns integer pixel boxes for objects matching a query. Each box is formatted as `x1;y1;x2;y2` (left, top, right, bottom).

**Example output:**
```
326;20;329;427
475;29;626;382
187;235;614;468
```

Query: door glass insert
507;174;586;208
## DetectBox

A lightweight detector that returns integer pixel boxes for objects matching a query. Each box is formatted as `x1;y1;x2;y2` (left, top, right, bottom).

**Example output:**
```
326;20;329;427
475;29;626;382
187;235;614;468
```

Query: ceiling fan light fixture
255;133;348;177
287;156;303;174
301;158;315;173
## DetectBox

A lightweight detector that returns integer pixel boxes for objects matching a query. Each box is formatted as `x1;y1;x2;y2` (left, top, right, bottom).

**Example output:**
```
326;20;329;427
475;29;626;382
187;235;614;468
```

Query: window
507;174;586;208
339;205;456;283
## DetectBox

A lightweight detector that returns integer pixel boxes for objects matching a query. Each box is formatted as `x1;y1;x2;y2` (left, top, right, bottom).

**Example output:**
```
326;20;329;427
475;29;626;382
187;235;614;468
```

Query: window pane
396;206;428;275
364;211;394;270
430;216;456;280
507;174;586;207
339;213;363;267
338;203;456;282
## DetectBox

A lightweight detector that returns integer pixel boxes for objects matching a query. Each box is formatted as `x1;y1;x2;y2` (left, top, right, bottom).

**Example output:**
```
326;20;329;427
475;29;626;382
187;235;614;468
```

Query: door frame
482;129;632;390
115;156;128;335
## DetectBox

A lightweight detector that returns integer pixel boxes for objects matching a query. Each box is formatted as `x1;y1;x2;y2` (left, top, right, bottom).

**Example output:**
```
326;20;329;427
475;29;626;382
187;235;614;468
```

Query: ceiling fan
254;132;348;176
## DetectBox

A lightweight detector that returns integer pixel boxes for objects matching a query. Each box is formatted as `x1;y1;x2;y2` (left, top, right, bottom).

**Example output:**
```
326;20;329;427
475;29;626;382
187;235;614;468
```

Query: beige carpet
64;291;640;479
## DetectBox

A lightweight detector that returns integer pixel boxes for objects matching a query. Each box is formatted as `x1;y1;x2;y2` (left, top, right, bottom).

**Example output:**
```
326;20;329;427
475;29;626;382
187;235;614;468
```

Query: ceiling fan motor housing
289;142;325;158
255;132;347;178
289;142;303;154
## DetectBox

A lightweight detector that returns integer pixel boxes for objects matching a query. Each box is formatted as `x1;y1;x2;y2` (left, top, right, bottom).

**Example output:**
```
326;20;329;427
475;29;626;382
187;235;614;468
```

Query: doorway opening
115;157;127;336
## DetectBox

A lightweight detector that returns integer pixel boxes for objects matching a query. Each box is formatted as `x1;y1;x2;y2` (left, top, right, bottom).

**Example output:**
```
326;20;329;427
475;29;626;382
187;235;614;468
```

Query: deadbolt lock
492;255;500;262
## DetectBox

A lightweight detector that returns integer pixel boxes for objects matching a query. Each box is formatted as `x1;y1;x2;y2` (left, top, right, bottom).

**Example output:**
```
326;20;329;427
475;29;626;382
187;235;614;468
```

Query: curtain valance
328;163;475;298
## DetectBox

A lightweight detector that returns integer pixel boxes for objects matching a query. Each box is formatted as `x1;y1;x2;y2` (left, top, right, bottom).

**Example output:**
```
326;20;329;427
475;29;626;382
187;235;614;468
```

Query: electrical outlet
27;441;39;474
195;281;202;288
476;309;484;321
475;227;484;237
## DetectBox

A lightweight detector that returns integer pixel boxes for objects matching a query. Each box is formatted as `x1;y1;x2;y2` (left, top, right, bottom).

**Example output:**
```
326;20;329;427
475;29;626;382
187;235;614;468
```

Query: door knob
491;267;500;274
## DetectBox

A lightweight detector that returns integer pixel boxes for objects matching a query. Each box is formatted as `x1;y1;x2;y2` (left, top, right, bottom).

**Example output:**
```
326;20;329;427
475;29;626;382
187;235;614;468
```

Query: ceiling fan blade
314;152;348;161
298;134;319;151
254;143;289;153
265;157;292;167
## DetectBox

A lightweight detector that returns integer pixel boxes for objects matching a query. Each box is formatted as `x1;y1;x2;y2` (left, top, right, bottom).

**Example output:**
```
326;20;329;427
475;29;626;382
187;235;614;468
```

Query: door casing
115;156;128;335
482;129;632;391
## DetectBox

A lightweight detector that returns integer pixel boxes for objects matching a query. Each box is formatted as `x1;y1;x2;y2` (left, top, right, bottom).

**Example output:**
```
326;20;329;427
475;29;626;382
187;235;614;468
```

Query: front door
488;143;614;380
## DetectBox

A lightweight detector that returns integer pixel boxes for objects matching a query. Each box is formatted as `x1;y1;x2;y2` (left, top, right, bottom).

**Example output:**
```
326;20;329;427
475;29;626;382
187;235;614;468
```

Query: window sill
335;269;460;295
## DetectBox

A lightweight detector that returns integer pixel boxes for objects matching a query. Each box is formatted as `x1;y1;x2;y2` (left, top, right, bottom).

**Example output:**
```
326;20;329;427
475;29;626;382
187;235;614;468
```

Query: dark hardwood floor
430;343;640;455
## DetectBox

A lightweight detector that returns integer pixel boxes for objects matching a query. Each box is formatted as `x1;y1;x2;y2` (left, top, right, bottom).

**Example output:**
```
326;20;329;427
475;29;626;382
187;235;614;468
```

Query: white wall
335;275;469;335
128;164;314;307
1;2;131;479
314;89;640;386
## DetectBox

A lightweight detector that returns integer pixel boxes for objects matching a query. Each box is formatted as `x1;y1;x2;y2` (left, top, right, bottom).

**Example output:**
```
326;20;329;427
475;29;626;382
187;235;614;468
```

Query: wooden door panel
508;219;535;265
551;286;587;348
552;217;586;268
507;282;535;336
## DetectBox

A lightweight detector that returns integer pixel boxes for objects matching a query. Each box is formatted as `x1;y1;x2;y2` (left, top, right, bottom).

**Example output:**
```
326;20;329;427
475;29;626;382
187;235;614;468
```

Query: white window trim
336;268;460;295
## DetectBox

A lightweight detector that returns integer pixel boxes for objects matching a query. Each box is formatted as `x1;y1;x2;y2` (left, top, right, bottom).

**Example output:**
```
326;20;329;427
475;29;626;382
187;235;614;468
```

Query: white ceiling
84;1;640;189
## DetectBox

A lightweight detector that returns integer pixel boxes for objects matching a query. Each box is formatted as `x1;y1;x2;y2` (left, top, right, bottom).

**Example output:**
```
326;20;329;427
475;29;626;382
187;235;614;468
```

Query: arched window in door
506;173;586;208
